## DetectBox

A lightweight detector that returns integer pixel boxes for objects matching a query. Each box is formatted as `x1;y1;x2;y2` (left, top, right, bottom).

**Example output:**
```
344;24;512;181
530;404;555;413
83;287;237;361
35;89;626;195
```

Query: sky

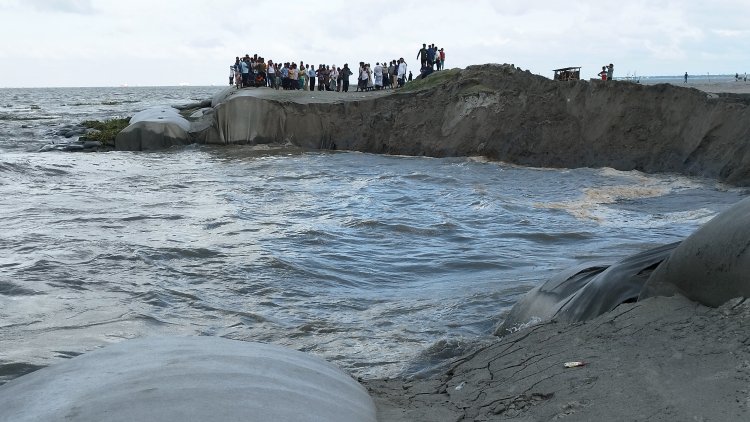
0;0;747;87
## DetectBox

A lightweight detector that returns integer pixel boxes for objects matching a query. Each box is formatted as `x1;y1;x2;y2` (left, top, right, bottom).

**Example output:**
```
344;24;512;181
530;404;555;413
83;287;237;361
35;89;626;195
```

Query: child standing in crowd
598;66;608;81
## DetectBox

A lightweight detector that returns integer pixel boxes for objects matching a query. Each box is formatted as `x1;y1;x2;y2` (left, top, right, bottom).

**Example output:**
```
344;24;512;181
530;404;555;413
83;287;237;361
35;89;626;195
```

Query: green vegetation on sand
399;68;461;93
81;118;130;145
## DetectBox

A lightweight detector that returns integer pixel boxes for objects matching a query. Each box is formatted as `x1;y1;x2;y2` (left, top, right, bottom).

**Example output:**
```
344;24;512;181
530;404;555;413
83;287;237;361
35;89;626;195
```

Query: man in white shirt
373;62;383;90
397;58;407;88
267;60;276;88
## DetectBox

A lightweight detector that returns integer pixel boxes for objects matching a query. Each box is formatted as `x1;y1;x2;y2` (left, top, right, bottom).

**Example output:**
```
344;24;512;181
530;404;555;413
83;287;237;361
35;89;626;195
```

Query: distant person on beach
240;58;250;88
382;62;391;89
439;48;445;70
308;65;316;91
598;66;607;81
397;58;407;87
374;62;383;90
366;64;374;91
408;71;413;82
229;65;235;86
684;72;688;83
358;63;368;92
341;64;352;92
607;63;614;81
317;65;325;91
329;65;338;91
427;45;436;69
280;63;290;90
267;61;275;88
234;58;242;88
417;44;427;69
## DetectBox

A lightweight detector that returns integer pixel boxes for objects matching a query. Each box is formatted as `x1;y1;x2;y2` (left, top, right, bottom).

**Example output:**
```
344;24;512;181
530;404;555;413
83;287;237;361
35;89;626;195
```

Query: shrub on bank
81;118;130;145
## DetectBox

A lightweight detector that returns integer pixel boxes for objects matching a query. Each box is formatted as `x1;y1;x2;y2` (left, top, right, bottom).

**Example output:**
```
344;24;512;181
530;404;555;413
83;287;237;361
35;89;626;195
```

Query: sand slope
365;295;750;421
197;64;750;185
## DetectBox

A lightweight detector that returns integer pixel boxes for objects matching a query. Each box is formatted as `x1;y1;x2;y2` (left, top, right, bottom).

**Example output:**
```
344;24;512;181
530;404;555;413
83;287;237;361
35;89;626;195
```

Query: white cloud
0;0;747;86
713;29;750;37
24;0;98;14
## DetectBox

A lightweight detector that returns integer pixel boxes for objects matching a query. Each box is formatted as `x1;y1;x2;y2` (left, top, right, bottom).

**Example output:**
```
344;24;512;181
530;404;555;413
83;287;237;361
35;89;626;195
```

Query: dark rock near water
38;138;103;153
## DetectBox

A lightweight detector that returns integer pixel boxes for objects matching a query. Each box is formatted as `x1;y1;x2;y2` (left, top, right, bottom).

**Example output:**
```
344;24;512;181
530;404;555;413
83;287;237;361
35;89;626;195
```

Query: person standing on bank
341;64;352;92
607;63;614;81
308;65;316;92
684;72;688;83
397;58;407;87
598;66;607;81
416;43;427;69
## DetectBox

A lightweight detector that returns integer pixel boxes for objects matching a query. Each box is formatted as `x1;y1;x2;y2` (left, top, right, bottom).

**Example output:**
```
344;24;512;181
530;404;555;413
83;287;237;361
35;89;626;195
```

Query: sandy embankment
161;64;750;185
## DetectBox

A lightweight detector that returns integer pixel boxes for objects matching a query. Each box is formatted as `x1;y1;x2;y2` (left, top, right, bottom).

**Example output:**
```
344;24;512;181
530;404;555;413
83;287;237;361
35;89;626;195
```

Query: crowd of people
227;43;446;92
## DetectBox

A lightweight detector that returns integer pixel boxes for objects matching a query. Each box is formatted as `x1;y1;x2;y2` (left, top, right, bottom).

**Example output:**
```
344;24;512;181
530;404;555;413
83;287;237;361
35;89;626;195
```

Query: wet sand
363;296;750;421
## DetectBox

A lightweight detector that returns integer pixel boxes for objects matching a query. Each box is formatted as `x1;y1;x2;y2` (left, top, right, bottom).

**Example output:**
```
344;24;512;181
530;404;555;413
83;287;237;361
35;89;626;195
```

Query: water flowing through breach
0;87;746;384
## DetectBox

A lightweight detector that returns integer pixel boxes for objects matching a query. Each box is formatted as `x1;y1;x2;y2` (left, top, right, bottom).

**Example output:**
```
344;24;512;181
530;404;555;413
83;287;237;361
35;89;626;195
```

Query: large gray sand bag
496;242;677;335
0;336;376;422
641;196;750;306
115;106;191;151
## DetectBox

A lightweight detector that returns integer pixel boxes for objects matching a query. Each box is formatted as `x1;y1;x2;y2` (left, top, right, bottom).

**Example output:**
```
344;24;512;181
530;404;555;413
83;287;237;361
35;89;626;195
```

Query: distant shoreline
2;71;749;92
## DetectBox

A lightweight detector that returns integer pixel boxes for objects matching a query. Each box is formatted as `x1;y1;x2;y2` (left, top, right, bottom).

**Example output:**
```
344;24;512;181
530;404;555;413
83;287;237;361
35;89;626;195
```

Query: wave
0;281;41;296
0;362;45;386
0;113;60;121
343;218;459;236
535;172;714;225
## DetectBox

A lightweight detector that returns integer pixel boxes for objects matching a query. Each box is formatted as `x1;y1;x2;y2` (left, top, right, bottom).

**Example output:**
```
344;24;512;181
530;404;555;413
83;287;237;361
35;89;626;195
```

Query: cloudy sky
0;0;747;87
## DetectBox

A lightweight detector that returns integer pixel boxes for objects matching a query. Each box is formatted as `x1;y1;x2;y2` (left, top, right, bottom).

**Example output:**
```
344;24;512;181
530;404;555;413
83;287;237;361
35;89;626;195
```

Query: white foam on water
535;170;719;227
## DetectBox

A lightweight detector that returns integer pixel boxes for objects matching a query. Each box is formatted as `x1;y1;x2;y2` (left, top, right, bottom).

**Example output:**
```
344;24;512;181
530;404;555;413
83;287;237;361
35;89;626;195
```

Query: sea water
0;86;746;384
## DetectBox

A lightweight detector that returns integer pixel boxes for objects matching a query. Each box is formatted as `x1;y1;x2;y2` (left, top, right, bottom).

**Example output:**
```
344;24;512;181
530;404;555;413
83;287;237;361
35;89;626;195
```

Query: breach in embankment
116;63;750;185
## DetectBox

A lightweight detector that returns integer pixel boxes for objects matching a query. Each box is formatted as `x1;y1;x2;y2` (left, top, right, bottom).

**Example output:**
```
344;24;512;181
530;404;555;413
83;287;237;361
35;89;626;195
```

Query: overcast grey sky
0;0;747;87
